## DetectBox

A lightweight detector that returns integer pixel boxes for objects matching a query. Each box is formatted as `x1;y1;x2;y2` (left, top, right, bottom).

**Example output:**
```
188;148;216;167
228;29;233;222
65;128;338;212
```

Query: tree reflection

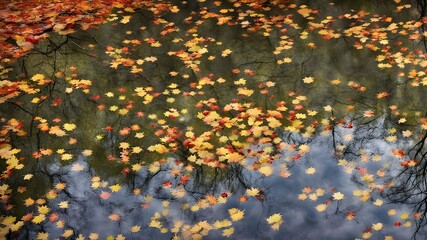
386;121;427;239
3;1;427;239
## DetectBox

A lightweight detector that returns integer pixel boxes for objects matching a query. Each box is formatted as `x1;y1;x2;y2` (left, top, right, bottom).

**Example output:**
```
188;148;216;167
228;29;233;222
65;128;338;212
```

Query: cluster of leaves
0;0;155;59
1;0;427;239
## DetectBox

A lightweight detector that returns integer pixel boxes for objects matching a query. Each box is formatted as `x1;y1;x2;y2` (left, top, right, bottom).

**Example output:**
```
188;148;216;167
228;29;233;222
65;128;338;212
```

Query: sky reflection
1;1;427;239
27;120;414;240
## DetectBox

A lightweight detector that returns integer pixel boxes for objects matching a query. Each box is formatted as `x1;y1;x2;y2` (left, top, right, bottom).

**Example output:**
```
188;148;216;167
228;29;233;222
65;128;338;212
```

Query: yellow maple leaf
71;163;84;171
148;162;160;173
145;56;157;62
171;189;186;198
298;193;307;200
9;220;23;232
388;209;396;216
2;216;16;226
149;219;162;228
283;57;292;63
32;214;46;224
132;146;143;153
266;213;283;230
147;144;169;154
246;187;260;197
266;117;282;128
82;149;92;156
323;105;333;112
402;130;412;137
62;229;73;238
120;16;131;24
302;76;315;84
31;97;40;103
295;113;306;119
119;142;130;149
299;144;310;154
36;232;49;240
229;208;244;221
222;227;234;237
266;213;282;224
362;231;372;239
24;198;35;207
132;163;142;172
234;78;246;85
31;74;45;82
49;126;66;137
305;167;316;175
400;212;409;219
58;201;69;209
330;79;341;85
315;204;327;212
258;165;273;176
308;193;318;201
130;225;141;233
109;184;122;192
135;132;145;139
221;49;232;57
227;152;245;163
372;222;383;231
61;153;73;161
23;174;33;180
316;188;325;196
47;191;58;200
88;233;99;240
214;219;232;229
237;87;254;97
297;6;312;17
385;135;397;142
332;192;344;200
63;123;76;131
54;182;66;191
38;205;50;214
75;234;85;240
373;199;383;206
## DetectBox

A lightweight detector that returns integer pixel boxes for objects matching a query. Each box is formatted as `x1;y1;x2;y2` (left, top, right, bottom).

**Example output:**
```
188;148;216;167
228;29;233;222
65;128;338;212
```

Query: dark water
1;1;427;239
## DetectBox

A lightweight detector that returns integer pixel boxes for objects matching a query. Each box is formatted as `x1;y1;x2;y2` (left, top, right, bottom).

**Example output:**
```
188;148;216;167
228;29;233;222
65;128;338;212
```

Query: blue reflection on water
33;120;415;239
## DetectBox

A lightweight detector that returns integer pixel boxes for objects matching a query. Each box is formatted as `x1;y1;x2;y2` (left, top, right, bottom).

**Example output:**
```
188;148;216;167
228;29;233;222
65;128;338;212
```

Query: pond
1;0;427;239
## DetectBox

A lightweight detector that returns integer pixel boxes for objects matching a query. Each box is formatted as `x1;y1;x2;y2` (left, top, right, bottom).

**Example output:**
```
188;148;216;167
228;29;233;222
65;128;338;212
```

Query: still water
1;1;427;239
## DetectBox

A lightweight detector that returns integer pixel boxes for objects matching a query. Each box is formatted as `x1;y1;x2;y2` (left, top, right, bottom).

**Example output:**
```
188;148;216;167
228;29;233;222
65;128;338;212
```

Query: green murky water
1;1;427;239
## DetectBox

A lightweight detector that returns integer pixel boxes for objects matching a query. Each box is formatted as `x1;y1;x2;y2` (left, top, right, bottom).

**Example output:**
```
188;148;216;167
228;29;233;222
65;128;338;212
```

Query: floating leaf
316;204;328;212
63;123;76;131
58;201;69;209
266;213;283;230
228;208;244;222
130;225;141;233
246;187;260;197
108;213;121;221
222;227;234;237
332;192;344;201
305;167;316;175
372;222;383;231
302;76;315;84
70;163;85;172
109;184;122;192
258;165;273;176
